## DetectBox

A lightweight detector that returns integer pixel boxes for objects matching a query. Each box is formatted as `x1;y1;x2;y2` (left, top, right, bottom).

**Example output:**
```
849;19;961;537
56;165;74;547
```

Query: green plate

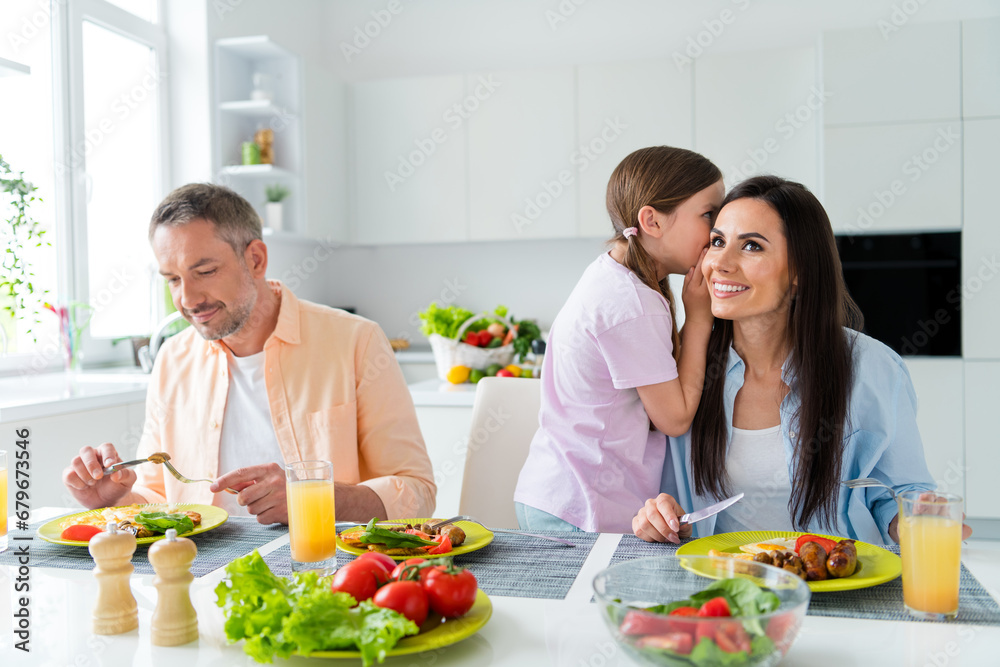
306;589;492;658
676;530;901;592
36;503;229;546
337;519;494;560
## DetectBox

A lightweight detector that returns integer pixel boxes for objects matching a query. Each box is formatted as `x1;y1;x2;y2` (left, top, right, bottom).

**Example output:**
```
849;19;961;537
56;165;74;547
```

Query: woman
634;175;965;546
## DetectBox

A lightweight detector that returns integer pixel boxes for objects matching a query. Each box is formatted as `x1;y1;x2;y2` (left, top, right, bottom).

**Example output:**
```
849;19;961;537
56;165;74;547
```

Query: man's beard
185;278;257;340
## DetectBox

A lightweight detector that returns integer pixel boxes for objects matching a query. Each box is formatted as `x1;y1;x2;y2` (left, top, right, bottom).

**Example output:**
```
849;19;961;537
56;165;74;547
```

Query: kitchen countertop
0;368;150;422
408;377;478;407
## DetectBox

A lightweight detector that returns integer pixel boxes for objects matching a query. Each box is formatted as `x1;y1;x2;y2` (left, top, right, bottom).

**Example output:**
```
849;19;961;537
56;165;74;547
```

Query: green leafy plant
1;153;49;336
265;183;290;202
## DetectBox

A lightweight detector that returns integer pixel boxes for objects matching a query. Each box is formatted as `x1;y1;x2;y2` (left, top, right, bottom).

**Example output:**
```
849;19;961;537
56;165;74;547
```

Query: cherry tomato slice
61;525;104;542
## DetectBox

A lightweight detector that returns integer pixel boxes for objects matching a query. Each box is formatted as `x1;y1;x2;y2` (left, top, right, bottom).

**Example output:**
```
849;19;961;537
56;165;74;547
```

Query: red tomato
697;597;731;617
765;612;799;651
425;535;452;555
390;558;428;581
330;559;389;603
715;621;751;653
619;611;674;637
373;581;429;626
635;633;694;655
463;332;479;346
794;534;838;555
60;525;103;542
423;565;478;618
695;622;715;645
669;606;699;617
356;551;396;578
476;330;494;347
496;369;515;377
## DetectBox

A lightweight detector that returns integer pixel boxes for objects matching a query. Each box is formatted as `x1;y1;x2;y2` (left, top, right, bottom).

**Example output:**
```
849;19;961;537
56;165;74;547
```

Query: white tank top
217;351;284;517
714;424;795;533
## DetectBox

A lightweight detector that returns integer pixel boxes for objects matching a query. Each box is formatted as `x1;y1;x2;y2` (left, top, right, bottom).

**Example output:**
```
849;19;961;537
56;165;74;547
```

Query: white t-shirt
714;425;795;533
217;350;284;517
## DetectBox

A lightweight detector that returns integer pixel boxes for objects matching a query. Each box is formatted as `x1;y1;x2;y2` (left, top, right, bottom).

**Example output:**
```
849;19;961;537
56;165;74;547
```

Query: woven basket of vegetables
418;304;540;381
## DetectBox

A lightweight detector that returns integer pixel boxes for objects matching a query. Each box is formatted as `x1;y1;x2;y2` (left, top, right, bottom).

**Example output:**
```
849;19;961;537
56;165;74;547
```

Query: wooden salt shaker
148;528;199;646
89;521;139;635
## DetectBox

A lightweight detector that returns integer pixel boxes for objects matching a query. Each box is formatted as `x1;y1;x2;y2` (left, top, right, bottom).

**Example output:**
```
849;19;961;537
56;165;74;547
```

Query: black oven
835;232;961;357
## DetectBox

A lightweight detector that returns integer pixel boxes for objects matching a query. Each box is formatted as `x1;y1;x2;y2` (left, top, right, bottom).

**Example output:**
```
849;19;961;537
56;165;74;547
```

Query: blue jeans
515;502;584;532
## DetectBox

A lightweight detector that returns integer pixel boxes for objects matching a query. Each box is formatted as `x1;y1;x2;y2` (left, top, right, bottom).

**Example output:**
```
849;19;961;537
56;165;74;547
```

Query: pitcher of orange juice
898;491;963;620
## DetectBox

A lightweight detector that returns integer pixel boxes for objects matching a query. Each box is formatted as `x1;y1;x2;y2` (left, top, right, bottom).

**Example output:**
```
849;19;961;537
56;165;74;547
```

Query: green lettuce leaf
134;511;195;535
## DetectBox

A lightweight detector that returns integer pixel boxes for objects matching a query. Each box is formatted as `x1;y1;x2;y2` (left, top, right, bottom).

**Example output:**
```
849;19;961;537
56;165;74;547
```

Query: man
62;184;436;523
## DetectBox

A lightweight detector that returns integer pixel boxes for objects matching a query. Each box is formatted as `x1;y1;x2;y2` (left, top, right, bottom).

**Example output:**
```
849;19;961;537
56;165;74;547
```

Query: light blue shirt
661;329;935;545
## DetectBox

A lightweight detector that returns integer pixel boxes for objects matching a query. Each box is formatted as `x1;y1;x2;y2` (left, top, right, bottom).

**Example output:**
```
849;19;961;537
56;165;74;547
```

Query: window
0;2;60;362
67;0;169;355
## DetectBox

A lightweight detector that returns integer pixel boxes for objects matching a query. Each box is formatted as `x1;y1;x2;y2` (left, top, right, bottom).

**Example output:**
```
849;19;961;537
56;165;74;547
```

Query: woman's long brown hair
606;146;722;359
690;175;863;530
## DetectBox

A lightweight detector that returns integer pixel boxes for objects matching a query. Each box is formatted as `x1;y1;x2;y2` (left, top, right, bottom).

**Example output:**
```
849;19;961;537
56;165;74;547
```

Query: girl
513;146;724;533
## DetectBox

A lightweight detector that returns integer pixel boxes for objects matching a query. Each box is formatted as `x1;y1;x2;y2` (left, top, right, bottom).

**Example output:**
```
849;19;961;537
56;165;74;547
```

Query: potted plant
1;153;48;347
264;183;290;231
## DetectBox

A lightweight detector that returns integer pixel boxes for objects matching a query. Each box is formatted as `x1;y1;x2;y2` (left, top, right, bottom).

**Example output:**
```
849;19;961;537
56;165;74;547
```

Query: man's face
153;218;256;340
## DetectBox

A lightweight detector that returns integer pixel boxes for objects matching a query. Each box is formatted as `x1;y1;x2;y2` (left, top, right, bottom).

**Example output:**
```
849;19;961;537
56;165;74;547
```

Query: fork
841;477;897;501
430;515;578;547
159;456;239;495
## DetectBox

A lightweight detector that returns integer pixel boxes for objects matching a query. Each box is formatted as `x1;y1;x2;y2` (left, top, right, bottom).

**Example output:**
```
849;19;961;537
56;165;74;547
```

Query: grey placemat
2;516;286;577
263;530;599;599
609;538;1000;626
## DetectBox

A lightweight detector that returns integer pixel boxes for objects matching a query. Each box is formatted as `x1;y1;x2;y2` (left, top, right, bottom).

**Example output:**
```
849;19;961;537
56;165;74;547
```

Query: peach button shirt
132;280;437;519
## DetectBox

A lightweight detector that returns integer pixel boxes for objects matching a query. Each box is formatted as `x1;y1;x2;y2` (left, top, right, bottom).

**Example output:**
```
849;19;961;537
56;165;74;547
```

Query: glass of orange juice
1;451;7;553
898;490;963;620
285;460;336;572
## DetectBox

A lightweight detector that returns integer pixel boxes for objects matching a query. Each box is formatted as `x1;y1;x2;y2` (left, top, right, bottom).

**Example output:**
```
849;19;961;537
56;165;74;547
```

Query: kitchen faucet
138;311;186;373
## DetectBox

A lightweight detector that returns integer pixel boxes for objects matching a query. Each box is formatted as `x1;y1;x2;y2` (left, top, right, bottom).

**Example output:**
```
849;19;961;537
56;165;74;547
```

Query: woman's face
702;197;795;321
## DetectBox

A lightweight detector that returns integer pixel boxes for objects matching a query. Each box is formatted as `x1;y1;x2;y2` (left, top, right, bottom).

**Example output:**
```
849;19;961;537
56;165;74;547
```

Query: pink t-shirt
513;252;679;532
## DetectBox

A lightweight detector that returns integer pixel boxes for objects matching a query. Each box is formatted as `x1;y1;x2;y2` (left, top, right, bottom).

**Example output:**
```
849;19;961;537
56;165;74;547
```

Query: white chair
457;376;541;529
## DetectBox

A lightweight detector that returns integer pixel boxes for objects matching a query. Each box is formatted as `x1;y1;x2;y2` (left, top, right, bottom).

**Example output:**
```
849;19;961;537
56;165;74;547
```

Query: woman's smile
712;280;750;297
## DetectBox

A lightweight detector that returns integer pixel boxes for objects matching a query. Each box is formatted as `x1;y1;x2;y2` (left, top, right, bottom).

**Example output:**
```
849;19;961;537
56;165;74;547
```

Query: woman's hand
681;248;712;327
633;493;694;544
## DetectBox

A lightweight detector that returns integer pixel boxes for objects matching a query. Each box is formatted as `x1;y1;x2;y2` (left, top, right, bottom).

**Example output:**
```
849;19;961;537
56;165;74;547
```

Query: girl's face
702;197;795;321
648;179;724;276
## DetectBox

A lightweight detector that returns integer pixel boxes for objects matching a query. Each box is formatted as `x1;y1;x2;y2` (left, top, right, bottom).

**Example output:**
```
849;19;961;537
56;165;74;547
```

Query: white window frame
58;0;170;367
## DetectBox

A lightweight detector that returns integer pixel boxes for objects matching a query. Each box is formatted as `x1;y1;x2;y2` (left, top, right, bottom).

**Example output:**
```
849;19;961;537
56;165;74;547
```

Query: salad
615;578;796;666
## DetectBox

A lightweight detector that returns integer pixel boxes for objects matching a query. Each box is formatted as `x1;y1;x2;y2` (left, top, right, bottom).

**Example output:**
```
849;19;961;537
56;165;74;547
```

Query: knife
679;492;744;525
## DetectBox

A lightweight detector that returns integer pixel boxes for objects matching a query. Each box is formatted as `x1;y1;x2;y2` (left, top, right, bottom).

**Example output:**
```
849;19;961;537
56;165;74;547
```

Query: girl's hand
681;248;712;326
633;493;694;544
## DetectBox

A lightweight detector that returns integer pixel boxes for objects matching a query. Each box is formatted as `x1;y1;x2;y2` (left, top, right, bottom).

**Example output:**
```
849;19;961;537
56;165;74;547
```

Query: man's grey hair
148;183;262;256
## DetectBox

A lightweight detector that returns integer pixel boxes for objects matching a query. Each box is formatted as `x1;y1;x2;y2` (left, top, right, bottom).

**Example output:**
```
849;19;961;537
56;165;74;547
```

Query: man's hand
63;443;143;509
212;463;288;525
633;493;694;544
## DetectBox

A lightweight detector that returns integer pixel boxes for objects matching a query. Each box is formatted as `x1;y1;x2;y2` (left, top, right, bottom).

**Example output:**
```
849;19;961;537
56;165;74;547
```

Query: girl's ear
637;205;666;238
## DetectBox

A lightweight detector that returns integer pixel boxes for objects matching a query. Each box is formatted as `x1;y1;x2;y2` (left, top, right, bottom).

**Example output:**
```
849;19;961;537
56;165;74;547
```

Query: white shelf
219;164;295;178
215;35;295;60
219;99;295;117
0;56;30;77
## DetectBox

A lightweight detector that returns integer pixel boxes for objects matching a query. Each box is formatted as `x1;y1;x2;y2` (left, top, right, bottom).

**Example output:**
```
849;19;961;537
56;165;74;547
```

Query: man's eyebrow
187;258;216;271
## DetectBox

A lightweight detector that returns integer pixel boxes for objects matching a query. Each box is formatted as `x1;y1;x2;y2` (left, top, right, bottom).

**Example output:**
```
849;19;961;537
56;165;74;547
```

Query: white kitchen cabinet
962;119;1000;360
822;22;960;126
576;59;692;238
903;358;964;497
964;362;1000;519
694;46;819;194
962;18;1000;119
214;36;305;234
351;75;469;245
467;67;577;241
2;403;144;510
823;122;961;234
414;405;474;518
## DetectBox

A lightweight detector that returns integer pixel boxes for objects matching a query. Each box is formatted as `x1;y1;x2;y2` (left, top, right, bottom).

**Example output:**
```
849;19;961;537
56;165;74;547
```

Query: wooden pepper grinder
148;528;199;646
89;521;139;635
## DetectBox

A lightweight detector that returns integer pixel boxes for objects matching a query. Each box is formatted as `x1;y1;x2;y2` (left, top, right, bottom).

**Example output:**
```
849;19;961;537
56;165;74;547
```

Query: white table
3;508;999;666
